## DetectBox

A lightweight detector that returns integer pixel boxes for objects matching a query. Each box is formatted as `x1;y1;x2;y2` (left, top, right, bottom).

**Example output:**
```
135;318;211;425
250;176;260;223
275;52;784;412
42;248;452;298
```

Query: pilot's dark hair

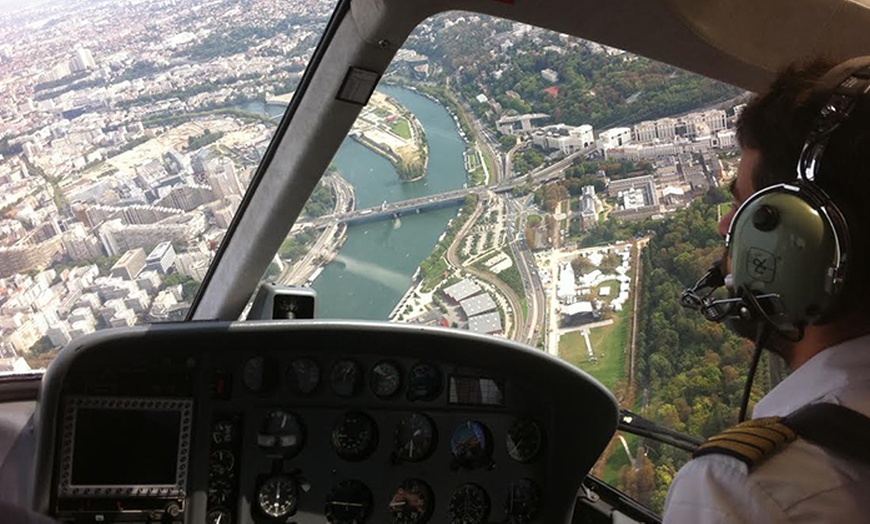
736;57;870;314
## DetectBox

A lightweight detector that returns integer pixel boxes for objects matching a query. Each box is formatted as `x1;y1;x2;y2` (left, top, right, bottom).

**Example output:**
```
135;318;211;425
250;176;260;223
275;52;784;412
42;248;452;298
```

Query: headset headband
798;61;870;182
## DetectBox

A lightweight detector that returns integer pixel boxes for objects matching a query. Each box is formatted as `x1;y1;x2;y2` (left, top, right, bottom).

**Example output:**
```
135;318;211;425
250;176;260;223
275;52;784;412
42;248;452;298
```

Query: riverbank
393;82;471;142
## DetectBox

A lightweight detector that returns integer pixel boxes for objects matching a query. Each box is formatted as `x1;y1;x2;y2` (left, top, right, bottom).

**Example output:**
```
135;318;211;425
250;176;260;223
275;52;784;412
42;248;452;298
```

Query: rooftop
444;278;482;302
460;293;497;317
468;311;503;334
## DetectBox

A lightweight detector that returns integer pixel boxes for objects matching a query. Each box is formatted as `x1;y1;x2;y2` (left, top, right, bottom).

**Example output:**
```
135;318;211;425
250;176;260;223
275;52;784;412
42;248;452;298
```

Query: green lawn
600;432;637;485
467;149;481;169
468;166;485;186
391;119;411;139
591;279;619;299
557;309;628;390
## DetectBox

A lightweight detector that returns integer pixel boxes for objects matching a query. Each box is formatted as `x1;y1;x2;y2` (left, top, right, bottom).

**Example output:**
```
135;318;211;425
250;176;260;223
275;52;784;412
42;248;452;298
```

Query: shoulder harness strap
782;403;870;467
693;417;797;469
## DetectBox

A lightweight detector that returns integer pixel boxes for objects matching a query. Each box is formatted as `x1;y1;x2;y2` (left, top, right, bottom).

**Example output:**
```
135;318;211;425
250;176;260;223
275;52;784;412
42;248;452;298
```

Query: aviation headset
723;58;870;333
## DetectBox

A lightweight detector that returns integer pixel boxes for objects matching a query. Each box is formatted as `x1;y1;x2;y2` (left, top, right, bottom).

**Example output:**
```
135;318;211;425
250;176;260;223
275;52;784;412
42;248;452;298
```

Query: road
277;173;354;285
504;196;546;346
504;141;528;180
470;114;503;183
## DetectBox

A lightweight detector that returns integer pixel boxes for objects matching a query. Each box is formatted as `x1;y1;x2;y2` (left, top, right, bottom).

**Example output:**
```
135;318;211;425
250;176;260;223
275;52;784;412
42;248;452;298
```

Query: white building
633;121;657;143
205;158;243;200
146;241;176;274
655;118;677;140
530;124;595;155
716;130;737;148
597;127;632;150
557;263;576;301
70;48;96;72
541;68;559;83
175;251;211;281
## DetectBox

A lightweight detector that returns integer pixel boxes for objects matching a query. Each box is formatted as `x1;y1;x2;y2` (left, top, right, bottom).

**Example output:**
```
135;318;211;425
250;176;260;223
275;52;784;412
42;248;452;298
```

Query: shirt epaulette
692;417;798;470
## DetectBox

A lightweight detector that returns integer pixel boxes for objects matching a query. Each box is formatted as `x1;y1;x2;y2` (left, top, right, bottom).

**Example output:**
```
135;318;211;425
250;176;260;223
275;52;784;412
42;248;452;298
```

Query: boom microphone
682;260;791;334
680;260;732;321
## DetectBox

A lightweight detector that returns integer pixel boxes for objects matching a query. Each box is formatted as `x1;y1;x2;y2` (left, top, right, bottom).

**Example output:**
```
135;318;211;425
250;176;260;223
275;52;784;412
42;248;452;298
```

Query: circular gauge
332;411;378;461
506;418;543;463
448;483;490;524
207;476;234;506
388;479;433;523
450;420;493;470
211;419;236;446
407;362;442;401
243;356;277;393
209;449;235;476
288;358;320;395
206;508;232;524
371;360;402;398
503;478;541;523
394;413;437;463
325;479;373;523
330;360;363;397
257;410;305;457
257;475;298;519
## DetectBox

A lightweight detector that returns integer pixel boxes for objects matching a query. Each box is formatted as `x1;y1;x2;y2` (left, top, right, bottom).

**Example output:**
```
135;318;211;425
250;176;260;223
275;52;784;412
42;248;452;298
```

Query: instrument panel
33;321;617;523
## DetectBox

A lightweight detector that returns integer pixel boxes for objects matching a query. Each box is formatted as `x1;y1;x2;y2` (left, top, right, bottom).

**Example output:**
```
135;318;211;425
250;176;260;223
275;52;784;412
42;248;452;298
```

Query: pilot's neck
784;312;870;370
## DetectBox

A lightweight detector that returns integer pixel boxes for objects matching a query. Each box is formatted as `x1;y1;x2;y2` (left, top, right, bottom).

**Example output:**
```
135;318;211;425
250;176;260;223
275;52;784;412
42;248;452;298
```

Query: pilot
663;57;870;522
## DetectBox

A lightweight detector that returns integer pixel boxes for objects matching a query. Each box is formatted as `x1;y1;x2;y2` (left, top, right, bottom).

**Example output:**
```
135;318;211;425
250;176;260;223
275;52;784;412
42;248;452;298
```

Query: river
245;86;468;319
313;86;467;319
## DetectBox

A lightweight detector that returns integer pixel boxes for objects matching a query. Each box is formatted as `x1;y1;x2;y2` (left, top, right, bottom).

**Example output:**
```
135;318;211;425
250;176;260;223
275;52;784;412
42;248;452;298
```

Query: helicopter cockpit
4;0;870;522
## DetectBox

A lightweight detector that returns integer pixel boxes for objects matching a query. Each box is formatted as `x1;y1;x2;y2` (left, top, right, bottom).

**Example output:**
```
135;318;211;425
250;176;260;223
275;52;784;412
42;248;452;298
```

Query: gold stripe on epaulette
706;431;780;451
693;417;798;469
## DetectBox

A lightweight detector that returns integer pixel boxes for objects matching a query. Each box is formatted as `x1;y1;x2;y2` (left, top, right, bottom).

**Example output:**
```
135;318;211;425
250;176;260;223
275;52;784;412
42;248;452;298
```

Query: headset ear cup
727;184;846;329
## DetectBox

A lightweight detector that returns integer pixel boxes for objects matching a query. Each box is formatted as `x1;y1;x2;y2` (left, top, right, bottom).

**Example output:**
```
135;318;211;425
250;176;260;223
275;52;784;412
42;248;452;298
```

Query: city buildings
110;248;146;280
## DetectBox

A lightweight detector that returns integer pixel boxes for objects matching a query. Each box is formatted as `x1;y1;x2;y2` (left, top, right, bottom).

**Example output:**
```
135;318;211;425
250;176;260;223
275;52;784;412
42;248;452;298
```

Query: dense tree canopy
416;16;744;130
622;188;773;511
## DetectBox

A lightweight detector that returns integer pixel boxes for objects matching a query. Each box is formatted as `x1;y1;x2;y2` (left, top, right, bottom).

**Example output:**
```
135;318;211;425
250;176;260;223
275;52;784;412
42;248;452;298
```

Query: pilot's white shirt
662;334;870;523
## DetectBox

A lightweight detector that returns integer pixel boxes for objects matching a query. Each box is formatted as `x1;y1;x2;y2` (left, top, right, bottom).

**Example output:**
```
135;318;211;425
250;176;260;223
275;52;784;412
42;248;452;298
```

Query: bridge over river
296;146;594;228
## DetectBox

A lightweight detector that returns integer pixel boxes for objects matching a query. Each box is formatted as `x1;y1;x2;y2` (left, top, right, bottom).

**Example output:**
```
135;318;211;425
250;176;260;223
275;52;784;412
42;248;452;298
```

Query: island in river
349;91;429;182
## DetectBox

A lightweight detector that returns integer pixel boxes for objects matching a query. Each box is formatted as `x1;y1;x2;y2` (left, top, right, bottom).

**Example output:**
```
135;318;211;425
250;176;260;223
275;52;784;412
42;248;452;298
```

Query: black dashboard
33;321;617;523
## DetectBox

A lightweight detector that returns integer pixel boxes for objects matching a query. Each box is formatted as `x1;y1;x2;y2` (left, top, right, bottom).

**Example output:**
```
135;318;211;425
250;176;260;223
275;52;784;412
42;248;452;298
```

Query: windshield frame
187;0;351;320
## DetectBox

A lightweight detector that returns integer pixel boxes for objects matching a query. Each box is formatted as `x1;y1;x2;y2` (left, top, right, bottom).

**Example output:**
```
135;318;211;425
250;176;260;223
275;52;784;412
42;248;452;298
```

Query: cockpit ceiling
368;0;870;92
